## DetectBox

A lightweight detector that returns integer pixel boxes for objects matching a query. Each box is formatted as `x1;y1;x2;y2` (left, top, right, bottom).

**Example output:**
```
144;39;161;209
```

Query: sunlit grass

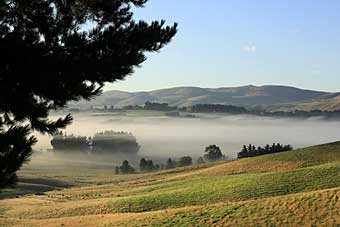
113;187;340;227
2;141;340;226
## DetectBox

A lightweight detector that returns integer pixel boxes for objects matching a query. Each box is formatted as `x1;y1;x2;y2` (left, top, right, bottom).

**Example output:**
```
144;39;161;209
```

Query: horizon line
103;84;337;93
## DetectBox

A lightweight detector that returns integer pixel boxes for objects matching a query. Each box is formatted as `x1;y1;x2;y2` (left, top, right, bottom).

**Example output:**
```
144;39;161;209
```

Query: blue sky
104;0;340;92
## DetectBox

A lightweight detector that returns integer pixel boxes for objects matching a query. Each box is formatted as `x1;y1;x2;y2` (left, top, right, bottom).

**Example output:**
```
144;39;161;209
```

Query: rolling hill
71;85;338;110
2;142;340;226
269;94;340;112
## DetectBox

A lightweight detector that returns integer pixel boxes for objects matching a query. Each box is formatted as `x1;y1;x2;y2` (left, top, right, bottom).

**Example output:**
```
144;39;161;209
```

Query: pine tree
242;145;248;153
0;126;37;187
0;0;177;187
139;158;147;172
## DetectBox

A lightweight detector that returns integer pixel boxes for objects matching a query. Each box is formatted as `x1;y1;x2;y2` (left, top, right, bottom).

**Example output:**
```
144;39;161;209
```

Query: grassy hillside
271;95;340;112
2;142;340;226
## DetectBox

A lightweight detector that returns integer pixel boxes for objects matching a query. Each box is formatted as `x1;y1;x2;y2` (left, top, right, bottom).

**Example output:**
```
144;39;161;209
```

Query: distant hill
269;93;340;112
71;85;340;111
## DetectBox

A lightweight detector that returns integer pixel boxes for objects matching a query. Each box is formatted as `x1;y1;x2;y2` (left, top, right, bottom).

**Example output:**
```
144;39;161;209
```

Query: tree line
115;144;226;174
85;102;340;119
51;131;140;155
237;143;293;158
115;156;195;174
191;104;248;114
114;142;294;174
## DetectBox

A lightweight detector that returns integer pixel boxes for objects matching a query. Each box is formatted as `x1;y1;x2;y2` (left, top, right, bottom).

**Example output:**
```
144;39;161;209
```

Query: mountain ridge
71;85;340;111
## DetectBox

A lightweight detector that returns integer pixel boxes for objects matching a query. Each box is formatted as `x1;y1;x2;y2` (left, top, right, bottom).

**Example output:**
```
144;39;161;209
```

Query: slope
1;142;340;226
70;85;330;109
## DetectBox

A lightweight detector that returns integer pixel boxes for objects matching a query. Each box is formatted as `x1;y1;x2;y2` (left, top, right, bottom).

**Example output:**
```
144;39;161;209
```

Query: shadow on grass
0;177;73;199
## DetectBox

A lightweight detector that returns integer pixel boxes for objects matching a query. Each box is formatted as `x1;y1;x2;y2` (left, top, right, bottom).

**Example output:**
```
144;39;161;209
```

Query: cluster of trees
115;156;193;174
115;161;135;174
113;142;294;175
138;156;193;172
115;145;225;174
193;145;225;165
163;153;223;170
144;102;177;111
98;102;249;114
50;132;89;151
91;102;177;112
191;104;248;114
237;143;293;158
177;156;193;167
203;145;224;161
139;158;161;172
122;105;144;111
51;131;140;155
97;102;340;120
92;131;140;154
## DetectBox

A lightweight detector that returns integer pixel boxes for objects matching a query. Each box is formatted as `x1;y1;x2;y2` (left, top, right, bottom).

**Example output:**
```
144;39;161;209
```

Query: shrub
178;156;193;167
117;160;135;174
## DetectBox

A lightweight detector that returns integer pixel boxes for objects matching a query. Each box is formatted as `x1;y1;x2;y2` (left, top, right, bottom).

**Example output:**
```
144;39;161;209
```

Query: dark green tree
0;0;177;187
119;160;135;174
139;158;147;172
178;156;192;167
242;145;248;153
140;158;159;172
0;126;37;187
145;160;154;172
204;145;223;162
165;158;176;169
146;160;157;172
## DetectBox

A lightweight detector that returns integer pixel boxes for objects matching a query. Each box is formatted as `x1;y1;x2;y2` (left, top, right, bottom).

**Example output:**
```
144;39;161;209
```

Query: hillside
270;94;340;112
71;85;333;109
2;142;340;226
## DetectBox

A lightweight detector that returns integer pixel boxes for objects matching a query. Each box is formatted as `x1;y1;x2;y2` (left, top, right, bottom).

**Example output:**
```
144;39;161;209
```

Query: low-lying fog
34;113;340;161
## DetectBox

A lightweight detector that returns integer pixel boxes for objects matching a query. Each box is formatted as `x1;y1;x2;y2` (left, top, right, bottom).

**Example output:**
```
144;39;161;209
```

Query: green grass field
2;142;340;226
